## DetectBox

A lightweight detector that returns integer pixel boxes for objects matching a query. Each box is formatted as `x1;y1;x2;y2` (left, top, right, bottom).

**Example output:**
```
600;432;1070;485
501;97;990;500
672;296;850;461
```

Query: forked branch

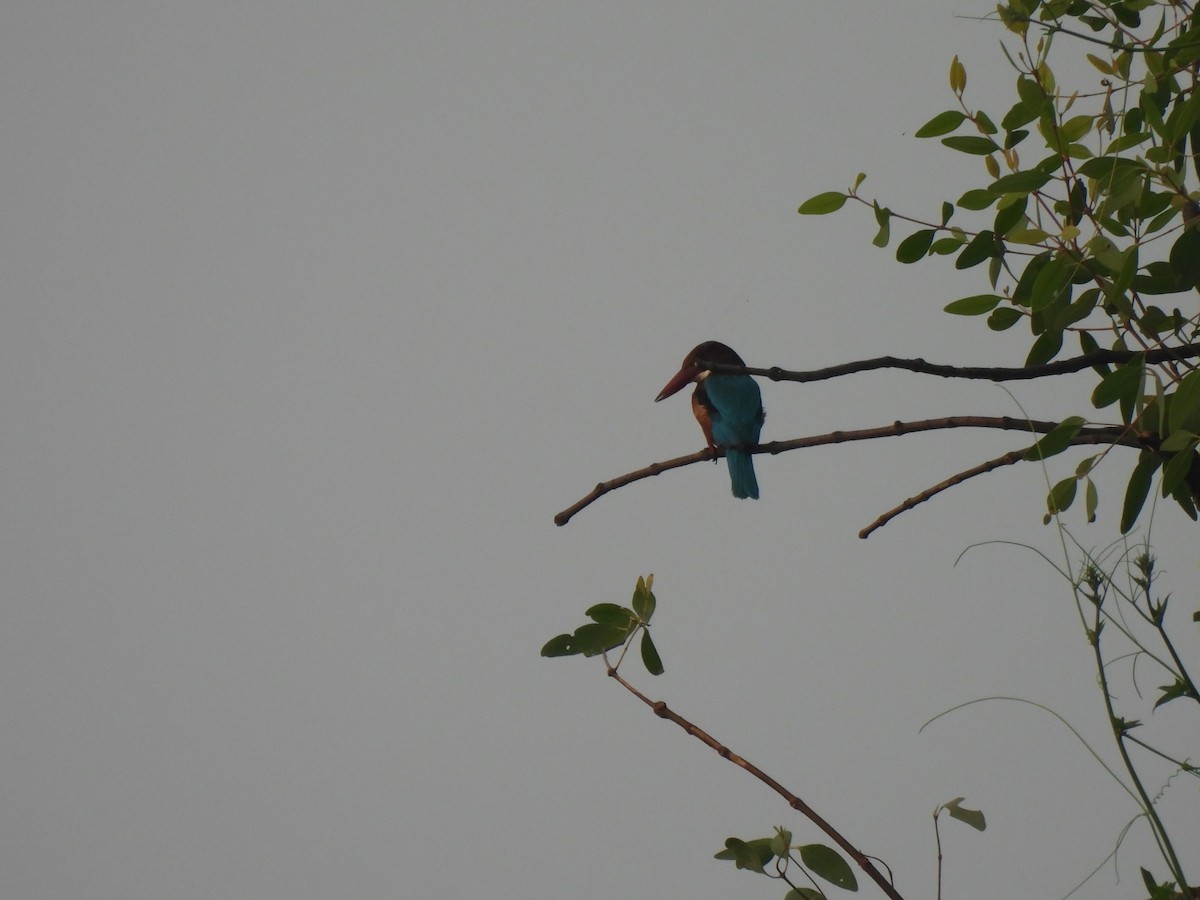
553;416;1141;530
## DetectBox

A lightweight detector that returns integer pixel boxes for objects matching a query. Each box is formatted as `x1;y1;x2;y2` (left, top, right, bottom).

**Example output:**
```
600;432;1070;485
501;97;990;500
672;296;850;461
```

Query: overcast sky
3;3;1197;899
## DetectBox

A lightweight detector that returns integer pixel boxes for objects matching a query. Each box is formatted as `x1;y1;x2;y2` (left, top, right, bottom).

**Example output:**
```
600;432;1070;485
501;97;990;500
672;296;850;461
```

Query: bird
655;341;764;499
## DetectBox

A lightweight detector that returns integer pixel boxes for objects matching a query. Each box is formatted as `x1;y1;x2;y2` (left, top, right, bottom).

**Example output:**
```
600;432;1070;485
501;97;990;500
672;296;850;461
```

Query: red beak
655;365;699;402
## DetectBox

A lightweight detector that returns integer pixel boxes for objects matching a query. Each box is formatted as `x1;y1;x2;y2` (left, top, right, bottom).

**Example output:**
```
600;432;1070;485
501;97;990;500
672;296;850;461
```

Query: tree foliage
803;0;1200;533
550;3;1200;899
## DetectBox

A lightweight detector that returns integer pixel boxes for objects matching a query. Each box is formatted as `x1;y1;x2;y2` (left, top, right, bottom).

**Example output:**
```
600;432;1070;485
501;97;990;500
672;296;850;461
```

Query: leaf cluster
715;828;858;900
802;0;1200;531
540;574;663;675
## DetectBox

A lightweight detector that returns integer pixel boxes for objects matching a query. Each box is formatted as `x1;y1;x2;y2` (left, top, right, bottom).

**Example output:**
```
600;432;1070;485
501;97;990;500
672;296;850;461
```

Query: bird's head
654;341;746;401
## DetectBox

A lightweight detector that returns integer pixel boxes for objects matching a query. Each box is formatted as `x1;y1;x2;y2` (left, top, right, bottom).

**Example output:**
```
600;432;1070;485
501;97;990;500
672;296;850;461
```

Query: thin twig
603;659;906;900
858;431;1132;538
860;450;1029;539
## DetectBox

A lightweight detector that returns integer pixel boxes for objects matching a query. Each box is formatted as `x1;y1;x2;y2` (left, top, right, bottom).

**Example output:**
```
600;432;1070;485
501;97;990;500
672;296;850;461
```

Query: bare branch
553;416;1141;527
708;343;1200;384
603;659;906;900
859;430;1144;538
860;450;1030;539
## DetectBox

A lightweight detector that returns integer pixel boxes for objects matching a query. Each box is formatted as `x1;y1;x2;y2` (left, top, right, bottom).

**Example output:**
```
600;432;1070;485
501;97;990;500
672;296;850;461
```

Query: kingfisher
655;341;764;499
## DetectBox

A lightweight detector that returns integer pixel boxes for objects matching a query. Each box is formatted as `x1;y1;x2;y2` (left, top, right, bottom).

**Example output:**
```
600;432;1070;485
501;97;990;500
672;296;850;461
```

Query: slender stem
933;809;944;900
1087;592;1190;888
602;660;906;900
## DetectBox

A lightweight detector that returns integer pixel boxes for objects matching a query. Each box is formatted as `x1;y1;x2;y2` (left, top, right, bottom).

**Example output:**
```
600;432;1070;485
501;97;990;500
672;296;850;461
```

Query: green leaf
988;169;1053;193
784;890;824;900
1121;451;1161;534
716;837;773;872
771;828;793;859
1108;245;1139;313
915;109;967;137
1085;477;1098;522
1060;114;1093;143
872;203;891;247
945;294;1003;315
1106;131;1151;153
993;193;1028;237
941;135;1001;155
1168;228;1200;289
1004;127;1029;149
1001;98;1038;131
949;55;966;94
1092;359;1144;409
1006;227;1050;244
1028;255;1073;311
799;192;847;215
1141;867;1176;900
1025;416;1085;460
570;622;632;656
1160;446;1196;498
640;630;664;675
1046;476;1078;515
988;255;1003;289
957;189;998;210
798;844;857;891
942;797;987;831
1153;677;1195;709
631;575;656;620
540;634;578;657
1077;155;1145;181
1159;430;1197;453
1026;329;1063;366
930;236;965;255
1016;74;1045;110
587;603;635;626
896;228;936;263
1168;370;1200;435
956;230;999;269
1164;82;1200;142
987;306;1022;330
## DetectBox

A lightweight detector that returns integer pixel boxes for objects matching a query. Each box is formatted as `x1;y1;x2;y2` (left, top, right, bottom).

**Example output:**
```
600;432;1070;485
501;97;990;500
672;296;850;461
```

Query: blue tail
726;448;759;499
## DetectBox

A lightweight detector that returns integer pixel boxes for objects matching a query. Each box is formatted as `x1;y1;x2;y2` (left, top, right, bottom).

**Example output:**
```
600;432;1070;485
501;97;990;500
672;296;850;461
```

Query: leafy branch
543;576;912;900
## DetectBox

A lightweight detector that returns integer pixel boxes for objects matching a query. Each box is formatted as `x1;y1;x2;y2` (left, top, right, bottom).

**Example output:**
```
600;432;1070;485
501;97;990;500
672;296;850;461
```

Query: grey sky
3;3;1197;899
